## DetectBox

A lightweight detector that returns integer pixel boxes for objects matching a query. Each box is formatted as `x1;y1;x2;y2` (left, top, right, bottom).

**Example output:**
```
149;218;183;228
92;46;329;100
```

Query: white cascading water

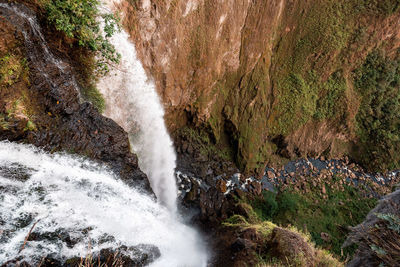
0;2;208;266
97;0;178;213
0;141;207;266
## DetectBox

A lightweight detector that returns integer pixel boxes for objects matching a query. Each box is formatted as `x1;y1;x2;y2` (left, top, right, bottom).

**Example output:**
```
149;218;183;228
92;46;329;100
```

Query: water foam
97;2;177;213
0;141;207;266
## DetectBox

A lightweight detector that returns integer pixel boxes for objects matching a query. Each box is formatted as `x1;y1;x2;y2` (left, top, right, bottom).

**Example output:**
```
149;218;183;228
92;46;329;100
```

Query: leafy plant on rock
44;0;121;75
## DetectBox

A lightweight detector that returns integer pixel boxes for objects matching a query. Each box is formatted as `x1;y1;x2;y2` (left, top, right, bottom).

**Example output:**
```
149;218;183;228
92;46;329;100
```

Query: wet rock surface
1;244;161;267
124;0;400;174
0;1;151;192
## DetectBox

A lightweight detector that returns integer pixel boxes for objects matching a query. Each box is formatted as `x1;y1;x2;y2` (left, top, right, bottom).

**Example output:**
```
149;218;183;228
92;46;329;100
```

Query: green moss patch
271;71;348;136
0;54;29;87
177;126;234;161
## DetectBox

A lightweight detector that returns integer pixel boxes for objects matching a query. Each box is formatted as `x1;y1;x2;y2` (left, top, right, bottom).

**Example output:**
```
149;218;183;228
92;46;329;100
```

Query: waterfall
0;2;208;266
0;141;207;266
97;2;178;213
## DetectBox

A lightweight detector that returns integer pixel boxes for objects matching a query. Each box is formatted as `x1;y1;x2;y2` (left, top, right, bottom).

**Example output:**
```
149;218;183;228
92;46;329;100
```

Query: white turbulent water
97;1;178;213
0;141;207;266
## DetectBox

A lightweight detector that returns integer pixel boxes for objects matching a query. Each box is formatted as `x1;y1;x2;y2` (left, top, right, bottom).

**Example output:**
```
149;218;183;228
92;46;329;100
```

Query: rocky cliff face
0;1;151;192
119;0;400;173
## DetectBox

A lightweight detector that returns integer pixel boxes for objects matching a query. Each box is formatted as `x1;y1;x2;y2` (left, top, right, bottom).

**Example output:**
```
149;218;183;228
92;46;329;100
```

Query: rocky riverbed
177;156;400;205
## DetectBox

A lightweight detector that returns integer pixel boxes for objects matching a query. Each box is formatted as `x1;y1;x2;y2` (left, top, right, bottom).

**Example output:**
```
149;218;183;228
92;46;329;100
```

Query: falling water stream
97;1;178;214
0;1;208;266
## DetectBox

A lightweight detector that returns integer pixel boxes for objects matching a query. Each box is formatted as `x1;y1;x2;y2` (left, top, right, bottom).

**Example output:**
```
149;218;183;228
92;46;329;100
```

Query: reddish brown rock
251;181;262;195
216;179;227;193
267;170;275;179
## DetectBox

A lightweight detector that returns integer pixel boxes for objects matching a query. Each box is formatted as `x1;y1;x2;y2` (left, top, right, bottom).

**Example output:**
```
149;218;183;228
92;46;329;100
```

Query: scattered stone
216;179;227;193
321;185;326;195
320;232;331;242
267;170;275;179
312;180;317;188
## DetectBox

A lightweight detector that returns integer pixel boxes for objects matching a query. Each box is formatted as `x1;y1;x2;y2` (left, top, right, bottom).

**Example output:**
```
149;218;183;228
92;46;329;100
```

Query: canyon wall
119;0;400;173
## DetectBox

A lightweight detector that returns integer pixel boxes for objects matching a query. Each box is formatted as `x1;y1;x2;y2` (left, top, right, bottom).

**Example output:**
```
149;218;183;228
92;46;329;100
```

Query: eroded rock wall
119;0;400;173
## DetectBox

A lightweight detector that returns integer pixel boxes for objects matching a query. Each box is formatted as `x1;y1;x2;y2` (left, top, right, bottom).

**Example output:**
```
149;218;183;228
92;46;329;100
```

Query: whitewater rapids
0;141;207;266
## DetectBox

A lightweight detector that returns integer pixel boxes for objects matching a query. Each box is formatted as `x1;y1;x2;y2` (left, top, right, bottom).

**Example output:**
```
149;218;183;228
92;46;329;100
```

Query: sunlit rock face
117;0;400;173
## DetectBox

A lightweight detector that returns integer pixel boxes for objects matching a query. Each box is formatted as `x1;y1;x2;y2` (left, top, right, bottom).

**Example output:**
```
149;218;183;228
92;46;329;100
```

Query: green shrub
0;114;8;130
376;213;400;234
80;84;105;113
277;191;299;213
223;214;249;227
44;0;121;74
359;0;400;15
354;50;400;171
314;71;347;120
248;182;376;258
252;191;278;220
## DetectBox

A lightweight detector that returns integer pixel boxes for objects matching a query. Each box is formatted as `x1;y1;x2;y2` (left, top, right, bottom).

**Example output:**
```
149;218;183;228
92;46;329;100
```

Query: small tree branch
18;219;40;254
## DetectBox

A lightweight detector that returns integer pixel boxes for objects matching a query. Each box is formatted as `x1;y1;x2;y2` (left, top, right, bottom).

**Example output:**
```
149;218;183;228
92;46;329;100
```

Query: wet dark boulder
64;245;161;267
199;187;233;223
1;245;160;267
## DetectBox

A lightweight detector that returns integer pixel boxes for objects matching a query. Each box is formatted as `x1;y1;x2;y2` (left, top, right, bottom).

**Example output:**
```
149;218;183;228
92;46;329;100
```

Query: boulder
268;227;316;267
216;179;227;193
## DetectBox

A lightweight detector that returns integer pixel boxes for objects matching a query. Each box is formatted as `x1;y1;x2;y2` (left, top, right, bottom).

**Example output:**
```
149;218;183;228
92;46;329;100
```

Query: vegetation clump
353;50;400;171
0;53;35;132
43;0;121;75
245;177;377;259
0;54;29;87
39;0;123;112
224;198;342;267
